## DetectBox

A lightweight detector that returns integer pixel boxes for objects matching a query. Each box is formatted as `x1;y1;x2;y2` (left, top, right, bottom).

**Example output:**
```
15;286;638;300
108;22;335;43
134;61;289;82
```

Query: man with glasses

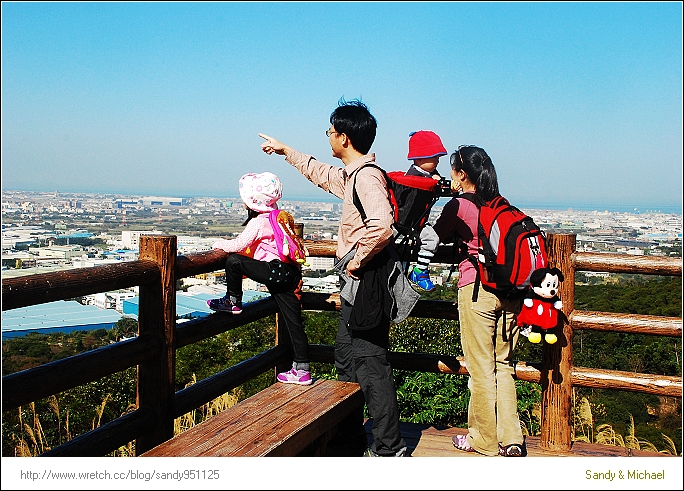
259;98;408;457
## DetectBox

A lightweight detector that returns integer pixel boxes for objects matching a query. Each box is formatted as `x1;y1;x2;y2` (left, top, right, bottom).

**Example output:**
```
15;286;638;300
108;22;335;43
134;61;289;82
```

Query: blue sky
2;2;682;213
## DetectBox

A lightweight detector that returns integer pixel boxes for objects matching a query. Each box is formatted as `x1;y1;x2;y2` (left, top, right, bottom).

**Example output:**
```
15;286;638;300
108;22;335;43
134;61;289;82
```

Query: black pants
224;254;309;364
335;297;406;456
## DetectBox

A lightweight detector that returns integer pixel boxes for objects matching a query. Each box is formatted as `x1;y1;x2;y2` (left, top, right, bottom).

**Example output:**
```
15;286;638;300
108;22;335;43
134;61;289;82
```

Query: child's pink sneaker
276;365;312;386
207;295;242;314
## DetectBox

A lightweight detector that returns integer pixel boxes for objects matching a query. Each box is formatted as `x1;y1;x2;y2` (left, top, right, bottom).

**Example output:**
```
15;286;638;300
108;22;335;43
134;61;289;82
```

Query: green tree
572;276;681;453
110;317;138;341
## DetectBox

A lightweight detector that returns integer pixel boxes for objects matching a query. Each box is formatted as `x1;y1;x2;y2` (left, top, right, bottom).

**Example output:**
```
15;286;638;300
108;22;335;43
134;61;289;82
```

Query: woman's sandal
498;442;527;457
452;434;476;452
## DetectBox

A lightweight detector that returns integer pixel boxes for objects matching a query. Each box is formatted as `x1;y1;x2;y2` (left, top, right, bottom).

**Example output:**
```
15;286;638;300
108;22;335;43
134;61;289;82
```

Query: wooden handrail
173;345;289;418
570;310;682;336
573;251;681;275
175;297;279;349
301;292;460;320
176;248;227;278
39;406;156;457
572;366;682;397
1;260;160;311
1;232;681;457
309;344;682;397
2;335;161;412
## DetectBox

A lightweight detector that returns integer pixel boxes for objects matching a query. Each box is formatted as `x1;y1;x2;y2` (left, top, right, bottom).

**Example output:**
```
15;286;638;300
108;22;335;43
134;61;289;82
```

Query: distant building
1;300;123;339
122;290;267;319
141;196;188;207
115;198;141;208
121;230;163;249
2;225;55;250
29;244;83;260
177;236;215;254
83;291;137;312
306;256;335;272
615;239;658;249
302;276;339;294
242;277;260;291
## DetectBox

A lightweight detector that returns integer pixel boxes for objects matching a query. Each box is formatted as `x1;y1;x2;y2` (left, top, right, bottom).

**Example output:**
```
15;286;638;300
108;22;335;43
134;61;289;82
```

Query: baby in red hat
405;130;448;180
404;130;448;293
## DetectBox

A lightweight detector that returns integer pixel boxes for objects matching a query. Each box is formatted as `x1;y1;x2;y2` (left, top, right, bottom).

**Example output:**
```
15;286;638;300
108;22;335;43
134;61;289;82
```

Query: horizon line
2;188;682;215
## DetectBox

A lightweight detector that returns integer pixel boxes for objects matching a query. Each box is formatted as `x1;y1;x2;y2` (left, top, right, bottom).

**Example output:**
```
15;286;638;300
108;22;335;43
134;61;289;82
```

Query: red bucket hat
407;130;447;160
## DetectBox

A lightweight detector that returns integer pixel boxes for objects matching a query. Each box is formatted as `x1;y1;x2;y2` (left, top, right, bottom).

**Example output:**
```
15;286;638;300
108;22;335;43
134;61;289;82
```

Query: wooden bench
141;379;363;457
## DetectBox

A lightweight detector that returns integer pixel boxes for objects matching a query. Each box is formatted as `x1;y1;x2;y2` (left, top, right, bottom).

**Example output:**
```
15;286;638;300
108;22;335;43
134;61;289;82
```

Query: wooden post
539;233;575;452
293;222;304;239
136;235;177;454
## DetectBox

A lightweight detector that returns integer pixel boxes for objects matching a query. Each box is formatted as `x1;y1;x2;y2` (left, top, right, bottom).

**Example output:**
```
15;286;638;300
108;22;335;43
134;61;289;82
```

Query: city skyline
3;188;681;240
2;2;682;213
2;187;682;215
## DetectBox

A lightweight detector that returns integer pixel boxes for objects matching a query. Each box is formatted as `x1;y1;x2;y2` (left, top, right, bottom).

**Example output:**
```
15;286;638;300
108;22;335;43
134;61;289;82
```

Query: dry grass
10;374;243;457
173;374;242;436
13;402;50;456
572;389;676;455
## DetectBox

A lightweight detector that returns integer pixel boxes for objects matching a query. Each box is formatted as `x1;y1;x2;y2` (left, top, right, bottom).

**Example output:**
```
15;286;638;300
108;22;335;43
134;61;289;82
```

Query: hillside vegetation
2;276;680;456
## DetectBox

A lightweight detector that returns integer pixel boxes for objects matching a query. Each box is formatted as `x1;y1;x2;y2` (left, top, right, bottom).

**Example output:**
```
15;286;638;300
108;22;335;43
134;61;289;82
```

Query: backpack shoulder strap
445;193;486;302
352;163;387;222
458;191;486;208
268;209;285;258
269;209;308;265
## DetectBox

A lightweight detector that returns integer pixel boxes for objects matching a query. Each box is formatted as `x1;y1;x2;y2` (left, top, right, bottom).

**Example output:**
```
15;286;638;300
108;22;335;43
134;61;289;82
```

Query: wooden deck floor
328;420;675;457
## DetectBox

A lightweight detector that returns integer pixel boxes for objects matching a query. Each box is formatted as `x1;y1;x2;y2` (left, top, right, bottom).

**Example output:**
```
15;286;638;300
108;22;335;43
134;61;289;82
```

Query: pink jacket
431;193;480;288
212;213;280;262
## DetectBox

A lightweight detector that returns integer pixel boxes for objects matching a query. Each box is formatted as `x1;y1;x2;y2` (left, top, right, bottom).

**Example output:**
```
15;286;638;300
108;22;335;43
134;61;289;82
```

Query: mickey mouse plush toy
518;267;564;344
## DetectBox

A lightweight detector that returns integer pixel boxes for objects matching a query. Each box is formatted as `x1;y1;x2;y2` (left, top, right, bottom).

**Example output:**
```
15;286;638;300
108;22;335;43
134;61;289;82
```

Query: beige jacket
285;149;393;271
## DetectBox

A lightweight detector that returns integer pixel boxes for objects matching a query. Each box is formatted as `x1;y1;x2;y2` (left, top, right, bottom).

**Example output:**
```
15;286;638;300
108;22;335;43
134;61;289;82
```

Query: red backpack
457;194;548;301
352;164;441;268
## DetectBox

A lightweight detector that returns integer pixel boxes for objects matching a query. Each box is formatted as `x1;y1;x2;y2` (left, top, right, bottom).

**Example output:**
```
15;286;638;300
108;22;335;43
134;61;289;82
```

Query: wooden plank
141;379;362;457
228;381;362;456
362;422;676;458
142;382;305;456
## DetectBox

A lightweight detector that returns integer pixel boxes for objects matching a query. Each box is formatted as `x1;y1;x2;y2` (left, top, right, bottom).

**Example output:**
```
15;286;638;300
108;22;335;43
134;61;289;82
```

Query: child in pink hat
208;172;312;385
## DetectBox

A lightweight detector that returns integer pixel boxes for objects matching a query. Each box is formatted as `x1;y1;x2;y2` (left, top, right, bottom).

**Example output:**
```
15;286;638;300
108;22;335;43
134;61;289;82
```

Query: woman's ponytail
456;146;500;203
476;153;499;203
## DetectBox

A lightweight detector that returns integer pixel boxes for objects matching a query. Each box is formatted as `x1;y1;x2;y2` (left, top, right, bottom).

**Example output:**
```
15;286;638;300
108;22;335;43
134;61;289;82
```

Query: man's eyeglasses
326;129;340;137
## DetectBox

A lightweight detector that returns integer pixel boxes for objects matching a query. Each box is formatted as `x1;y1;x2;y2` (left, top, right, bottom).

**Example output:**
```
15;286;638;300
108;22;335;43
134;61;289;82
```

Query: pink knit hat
407;130;447;160
239;172;283;212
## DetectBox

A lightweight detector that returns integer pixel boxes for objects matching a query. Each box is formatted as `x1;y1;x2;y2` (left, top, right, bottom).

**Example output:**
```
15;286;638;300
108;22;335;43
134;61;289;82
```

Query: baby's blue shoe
408;268;435;292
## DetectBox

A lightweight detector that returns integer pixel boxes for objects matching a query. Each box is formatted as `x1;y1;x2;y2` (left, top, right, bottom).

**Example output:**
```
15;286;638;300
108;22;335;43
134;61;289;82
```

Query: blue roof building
2;300;124;340
122;290;269;319
2;291;270;339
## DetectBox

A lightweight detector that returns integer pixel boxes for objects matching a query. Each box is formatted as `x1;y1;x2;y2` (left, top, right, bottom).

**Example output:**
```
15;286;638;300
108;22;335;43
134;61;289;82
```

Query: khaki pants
458;283;524;456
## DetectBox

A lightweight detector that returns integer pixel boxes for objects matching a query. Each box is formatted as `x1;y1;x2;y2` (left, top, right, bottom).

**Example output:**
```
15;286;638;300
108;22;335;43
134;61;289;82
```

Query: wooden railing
2;233;681;456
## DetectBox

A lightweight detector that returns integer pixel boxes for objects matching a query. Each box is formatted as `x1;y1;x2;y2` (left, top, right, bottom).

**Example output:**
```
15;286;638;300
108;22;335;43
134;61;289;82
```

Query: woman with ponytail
413;146;527;457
